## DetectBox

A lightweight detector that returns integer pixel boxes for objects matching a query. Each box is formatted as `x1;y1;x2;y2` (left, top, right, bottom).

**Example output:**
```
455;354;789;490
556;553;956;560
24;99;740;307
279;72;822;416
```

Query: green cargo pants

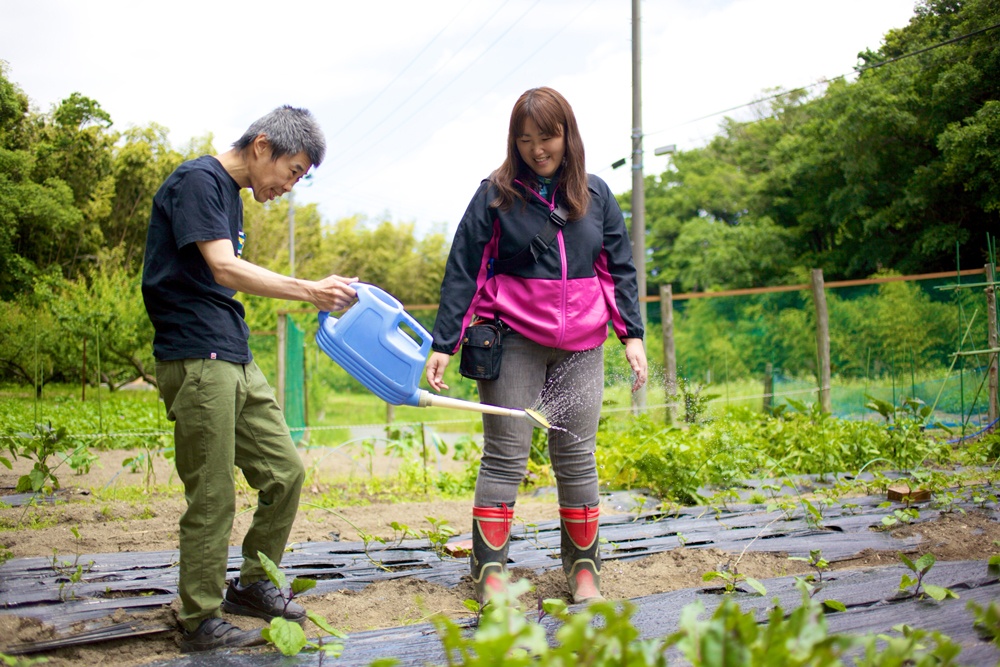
156;359;305;631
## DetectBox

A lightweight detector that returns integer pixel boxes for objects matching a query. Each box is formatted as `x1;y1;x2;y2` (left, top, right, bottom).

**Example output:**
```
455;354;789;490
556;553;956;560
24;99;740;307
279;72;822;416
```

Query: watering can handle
393;308;433;356
317;282;364;326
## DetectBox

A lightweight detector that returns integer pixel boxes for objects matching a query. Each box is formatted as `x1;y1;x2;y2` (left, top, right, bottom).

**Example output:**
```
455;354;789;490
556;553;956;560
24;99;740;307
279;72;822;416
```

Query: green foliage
968;599;1000;646
898;553;959;601
51;526;93;601
431;576;966;666
0;652;49;666
789;549;847;612
257;551;347;658
420;516;458;559
701;564;767;596
634;0;1000;316
596;415;705;504
2;422;91;494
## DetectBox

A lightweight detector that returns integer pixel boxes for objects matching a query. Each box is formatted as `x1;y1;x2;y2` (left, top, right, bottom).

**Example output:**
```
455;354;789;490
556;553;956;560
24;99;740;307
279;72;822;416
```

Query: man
142;106;357;652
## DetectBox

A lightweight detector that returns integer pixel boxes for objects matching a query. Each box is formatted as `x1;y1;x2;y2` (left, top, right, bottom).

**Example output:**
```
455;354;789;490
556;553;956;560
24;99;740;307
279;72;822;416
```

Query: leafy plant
968;599;1000;647
51;526;94;601
258;551;347;660
0;651;50;666
701;561;767;596
3;422;89;495
420;516;458;559
898;553;959;601
677;377;719;424
789;549;846;612
881;505;920;527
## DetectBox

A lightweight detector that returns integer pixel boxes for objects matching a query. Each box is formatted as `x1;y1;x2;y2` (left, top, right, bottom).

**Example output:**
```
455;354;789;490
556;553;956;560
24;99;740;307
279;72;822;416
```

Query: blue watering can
315;283;549;428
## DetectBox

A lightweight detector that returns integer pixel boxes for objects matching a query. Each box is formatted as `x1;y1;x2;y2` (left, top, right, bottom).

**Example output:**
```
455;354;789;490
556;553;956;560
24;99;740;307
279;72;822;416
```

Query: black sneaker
222;578;307;623
179;617;266;653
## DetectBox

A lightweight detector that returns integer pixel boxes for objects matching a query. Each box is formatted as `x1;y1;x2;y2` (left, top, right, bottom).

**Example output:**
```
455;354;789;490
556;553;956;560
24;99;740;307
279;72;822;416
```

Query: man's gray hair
233;106;326;167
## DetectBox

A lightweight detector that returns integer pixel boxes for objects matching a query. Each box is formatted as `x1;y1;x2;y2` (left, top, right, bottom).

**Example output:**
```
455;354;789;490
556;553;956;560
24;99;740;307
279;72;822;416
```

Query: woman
426;87;647;604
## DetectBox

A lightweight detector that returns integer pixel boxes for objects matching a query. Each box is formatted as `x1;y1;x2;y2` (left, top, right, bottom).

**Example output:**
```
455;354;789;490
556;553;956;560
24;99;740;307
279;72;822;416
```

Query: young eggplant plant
258;551;348;660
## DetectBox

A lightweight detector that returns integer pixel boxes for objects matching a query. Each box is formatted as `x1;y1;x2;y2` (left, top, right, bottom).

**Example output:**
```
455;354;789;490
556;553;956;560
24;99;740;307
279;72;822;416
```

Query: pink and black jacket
431;174;644;354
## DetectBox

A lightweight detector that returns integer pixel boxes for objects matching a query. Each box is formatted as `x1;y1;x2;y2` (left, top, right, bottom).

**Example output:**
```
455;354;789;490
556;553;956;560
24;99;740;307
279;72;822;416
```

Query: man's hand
196;239;358;309
309;274;358;312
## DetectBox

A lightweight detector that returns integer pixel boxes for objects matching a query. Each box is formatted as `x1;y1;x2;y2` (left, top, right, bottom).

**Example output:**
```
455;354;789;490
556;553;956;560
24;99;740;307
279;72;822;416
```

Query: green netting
284;315;307;444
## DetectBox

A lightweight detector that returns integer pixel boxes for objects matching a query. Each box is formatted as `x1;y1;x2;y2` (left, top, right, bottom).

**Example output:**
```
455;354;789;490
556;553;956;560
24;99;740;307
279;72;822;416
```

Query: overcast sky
4;0;917;237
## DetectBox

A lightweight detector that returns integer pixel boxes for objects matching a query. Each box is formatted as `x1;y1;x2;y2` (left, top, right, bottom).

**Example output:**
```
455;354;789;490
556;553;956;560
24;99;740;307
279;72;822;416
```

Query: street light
654;144;676;156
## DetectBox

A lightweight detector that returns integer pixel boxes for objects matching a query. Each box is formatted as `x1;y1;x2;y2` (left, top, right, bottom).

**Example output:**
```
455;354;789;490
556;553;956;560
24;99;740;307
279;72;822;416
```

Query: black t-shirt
141;156;252;363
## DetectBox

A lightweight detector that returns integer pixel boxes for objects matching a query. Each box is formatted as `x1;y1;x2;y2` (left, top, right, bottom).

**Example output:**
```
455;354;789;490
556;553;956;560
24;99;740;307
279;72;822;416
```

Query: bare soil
2;449;999;667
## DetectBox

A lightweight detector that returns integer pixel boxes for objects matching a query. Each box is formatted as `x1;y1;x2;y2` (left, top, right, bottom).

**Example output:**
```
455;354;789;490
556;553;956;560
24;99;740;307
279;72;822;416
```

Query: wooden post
763;362;773;414
987;264;998;423
387;402;395;424
810;269;832;414
277;312;287;410
660;285;676;424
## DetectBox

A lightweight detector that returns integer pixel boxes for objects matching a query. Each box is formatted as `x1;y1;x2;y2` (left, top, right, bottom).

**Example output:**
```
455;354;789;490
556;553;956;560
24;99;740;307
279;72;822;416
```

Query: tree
640;0;1000;292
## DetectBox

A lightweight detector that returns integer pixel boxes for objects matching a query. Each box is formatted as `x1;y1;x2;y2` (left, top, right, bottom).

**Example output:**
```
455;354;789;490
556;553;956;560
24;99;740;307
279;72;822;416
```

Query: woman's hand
624;338;648;393
426;351;452;392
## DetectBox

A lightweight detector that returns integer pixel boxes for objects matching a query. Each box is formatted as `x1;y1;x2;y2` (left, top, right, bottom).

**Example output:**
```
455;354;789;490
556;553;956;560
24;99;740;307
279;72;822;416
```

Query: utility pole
631;0;647;412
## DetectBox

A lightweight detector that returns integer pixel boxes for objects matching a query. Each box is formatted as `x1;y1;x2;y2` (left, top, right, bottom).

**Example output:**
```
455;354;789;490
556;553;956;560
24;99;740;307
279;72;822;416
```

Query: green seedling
258;551;347;661
880;503;919;527
968;600;1000;647
931;490;966;514
51;526;93;601
702;561;767;596
0;651;51;666
420;516;457;559
767;496;798;522
789;549;846;611
898;553;959;601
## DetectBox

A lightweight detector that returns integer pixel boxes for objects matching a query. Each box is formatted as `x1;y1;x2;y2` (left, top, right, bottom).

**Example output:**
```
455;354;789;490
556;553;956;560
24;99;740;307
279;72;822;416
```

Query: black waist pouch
459;321;503;380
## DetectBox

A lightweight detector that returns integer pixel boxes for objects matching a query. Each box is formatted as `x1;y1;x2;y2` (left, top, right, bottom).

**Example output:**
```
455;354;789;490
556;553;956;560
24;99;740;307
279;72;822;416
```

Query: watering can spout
416;390;550;429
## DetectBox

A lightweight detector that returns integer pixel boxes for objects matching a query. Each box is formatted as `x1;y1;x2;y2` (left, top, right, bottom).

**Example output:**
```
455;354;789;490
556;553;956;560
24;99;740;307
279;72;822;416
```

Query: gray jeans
475;331;604;508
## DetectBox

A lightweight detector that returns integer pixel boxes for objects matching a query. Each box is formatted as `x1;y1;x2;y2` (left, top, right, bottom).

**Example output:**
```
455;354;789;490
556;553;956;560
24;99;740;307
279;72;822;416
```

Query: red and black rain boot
471;504;514;603
559;505;602;603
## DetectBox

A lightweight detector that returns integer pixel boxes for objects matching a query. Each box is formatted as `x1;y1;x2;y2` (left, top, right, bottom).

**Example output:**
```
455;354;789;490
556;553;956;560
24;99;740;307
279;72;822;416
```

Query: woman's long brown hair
489;87;591;220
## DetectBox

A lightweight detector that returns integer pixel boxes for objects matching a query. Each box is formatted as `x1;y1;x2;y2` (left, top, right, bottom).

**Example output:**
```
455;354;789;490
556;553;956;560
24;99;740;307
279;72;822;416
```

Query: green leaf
258;551;286;590
541;598;568;616
267;617;307;656
307;610;347;638
923;584;958;601
0;456;11;470
15;473;33;493
899;553;916;571
291;578;316;595
914;553;936;574
823;599;847;612
744;576;767;596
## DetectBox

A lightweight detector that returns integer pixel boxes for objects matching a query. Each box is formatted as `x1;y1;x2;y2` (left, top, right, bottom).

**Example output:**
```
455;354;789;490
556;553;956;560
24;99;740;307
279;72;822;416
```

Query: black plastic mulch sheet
1;487;997;663
152;561;1000;667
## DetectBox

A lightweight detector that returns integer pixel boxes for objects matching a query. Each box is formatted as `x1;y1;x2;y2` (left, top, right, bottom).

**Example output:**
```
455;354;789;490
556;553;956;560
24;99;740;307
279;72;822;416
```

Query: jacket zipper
513;180;569;346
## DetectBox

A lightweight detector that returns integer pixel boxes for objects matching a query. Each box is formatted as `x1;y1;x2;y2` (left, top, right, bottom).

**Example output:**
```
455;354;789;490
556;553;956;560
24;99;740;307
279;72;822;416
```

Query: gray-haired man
142;106;357;652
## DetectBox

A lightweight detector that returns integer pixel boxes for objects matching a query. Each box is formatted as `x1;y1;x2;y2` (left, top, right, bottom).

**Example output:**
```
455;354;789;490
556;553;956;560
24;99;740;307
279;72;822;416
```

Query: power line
326;0;477;143
335;0;601;197
610;19;1000;167
323;0;525;178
